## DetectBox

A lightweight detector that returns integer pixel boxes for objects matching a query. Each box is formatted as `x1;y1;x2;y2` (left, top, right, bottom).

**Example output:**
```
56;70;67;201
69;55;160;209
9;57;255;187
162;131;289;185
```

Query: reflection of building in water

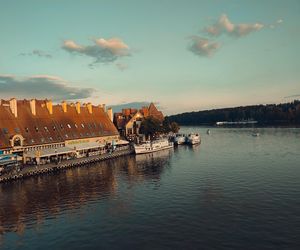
0;152;172;234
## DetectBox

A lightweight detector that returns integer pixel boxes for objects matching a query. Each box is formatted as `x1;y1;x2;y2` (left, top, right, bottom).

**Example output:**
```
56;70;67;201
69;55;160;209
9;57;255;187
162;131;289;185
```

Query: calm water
0;127;300;250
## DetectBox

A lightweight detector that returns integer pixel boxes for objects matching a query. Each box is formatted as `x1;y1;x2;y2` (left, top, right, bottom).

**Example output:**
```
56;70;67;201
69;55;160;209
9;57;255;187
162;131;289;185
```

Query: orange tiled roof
0;99;118;149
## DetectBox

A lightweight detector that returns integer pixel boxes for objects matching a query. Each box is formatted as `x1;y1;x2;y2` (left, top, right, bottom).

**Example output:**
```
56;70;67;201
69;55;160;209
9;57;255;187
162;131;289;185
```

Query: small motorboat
206;129;211;135
186;133;201;145
174;134;186;145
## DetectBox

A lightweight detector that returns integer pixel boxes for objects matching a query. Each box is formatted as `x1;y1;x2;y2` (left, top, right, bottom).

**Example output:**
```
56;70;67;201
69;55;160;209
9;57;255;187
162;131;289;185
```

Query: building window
25;127;29;133
2;128;8;134
74;123;78;128
15;128;20;133
44;126;49;132
60;124;64;129
65;134;68;138
81;123;85;128
49;137;53;141
53;126;56;131
67;124;71;129
35;126;39;132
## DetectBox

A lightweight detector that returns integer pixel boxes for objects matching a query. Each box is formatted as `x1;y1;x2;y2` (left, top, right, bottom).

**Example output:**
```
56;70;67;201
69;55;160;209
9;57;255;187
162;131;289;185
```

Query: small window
35;126;39;132
67;124;71;129
81;123;85;128
49;137;53;141
74;123;78;128
53;126;56;131
80;133;83;137
41;138;45;143
31;139;35;143
60;124;64;129
65;134;68;138
25;127;29;133
44;126;49;132
15;128;20;133
2;128;8;134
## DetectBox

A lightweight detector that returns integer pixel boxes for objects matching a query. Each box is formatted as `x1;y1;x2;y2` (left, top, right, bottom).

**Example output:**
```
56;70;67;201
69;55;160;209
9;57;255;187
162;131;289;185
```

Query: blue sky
0;0;299;114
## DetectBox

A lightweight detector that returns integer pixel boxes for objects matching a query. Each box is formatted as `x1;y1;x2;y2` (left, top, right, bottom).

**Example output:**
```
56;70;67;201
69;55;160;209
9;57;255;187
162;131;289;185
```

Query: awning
72;142;105;151
26;147;75;158
116;140;129;145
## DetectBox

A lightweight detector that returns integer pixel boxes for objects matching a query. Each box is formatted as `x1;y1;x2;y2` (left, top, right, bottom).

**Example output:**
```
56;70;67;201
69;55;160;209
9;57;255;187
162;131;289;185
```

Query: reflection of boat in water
134;139;173;154
186;133;201;145
135;147;173;163
206;129;211;135
252;132;260;137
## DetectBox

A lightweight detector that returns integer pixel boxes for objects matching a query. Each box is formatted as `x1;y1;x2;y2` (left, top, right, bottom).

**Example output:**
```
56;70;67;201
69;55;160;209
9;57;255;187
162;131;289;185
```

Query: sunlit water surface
0;127;299;249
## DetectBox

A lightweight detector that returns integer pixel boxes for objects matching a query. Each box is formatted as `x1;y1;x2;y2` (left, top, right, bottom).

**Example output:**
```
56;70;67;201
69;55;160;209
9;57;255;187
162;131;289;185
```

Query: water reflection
0;149;173;236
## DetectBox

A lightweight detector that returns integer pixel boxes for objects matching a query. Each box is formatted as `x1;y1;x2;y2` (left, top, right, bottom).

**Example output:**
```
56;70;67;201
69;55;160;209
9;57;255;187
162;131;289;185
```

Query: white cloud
62;37;131;66
205;14;264;37
0;74;94;101
188;36;220;57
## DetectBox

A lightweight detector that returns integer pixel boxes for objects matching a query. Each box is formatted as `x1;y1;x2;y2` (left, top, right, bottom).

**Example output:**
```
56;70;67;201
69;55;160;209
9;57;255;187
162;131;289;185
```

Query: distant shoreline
167;100;300;127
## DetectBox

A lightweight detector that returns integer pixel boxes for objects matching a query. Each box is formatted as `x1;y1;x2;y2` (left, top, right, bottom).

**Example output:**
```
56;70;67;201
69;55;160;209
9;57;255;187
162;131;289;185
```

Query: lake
0;127;299;249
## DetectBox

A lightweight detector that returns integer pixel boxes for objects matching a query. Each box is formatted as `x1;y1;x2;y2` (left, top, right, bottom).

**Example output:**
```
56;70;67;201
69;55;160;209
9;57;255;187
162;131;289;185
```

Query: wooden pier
0;149;133;184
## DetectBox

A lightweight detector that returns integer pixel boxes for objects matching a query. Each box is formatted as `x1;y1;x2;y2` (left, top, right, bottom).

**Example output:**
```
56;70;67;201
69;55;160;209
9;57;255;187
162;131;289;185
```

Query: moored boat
186;133;201;145
174;134;186;145
134;138;173;154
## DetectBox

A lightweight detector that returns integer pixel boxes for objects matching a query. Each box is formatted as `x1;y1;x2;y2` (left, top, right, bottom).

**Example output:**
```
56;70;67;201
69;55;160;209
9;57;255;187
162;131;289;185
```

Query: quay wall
0;149;134;184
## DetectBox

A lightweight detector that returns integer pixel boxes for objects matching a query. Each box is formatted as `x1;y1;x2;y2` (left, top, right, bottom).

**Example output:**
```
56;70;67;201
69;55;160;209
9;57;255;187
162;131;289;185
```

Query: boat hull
134;144;173;154
134;140;174;154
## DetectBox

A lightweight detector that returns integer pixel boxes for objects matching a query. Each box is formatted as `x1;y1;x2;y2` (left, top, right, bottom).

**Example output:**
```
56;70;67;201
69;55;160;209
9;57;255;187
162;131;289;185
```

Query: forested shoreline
167;100;300;126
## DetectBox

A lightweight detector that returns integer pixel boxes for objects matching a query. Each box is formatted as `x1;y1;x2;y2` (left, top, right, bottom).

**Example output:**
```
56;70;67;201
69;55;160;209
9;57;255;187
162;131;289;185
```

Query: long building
0;98;121;165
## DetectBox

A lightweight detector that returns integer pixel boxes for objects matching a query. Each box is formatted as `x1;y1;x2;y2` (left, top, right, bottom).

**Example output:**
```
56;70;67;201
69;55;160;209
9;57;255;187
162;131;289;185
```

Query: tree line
167;100;300;126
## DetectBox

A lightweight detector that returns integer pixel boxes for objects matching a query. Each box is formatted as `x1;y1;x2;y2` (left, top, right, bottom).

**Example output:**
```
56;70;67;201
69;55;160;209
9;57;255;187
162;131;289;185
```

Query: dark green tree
140;116;162;138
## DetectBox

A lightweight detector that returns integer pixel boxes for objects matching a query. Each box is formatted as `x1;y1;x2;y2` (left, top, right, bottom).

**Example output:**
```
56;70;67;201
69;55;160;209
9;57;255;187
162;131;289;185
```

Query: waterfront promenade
0;148;133;183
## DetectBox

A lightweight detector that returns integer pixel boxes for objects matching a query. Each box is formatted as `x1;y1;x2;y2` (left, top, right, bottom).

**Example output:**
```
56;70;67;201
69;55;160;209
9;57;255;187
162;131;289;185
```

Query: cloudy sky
0;0;299;114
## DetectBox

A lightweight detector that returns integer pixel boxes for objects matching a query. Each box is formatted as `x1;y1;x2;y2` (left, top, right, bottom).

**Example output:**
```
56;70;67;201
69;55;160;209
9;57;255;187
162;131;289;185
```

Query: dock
0;148;133;184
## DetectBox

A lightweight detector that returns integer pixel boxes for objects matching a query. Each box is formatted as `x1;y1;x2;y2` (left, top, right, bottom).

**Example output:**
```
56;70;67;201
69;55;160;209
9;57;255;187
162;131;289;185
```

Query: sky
0;0;299;115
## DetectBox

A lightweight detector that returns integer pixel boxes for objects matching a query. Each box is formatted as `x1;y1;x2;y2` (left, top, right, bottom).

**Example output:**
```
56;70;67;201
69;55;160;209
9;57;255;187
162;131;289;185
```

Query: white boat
174;134;186;145
134;139;173;154
186;133;201;145
252;132;260;137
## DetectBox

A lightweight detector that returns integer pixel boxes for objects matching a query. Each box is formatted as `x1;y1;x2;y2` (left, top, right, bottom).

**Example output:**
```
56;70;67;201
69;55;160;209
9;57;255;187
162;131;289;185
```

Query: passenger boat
134;138;173;154
186;133;201;145
174;134;186;145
